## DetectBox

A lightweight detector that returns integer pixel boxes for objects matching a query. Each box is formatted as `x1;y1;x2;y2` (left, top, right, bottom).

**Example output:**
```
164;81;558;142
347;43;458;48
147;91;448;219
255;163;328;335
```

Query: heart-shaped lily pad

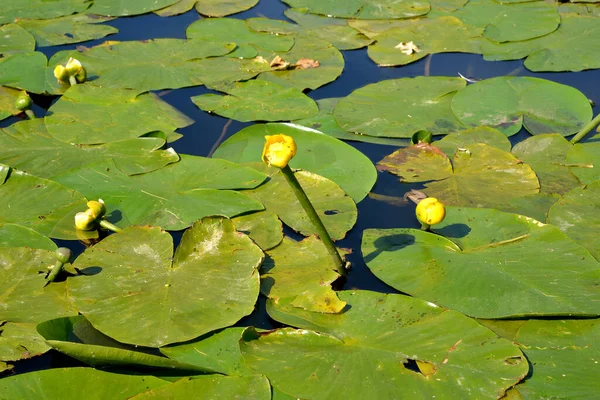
88;0;180;16
0;24;35;55
0;0;89;25
280;0;430;19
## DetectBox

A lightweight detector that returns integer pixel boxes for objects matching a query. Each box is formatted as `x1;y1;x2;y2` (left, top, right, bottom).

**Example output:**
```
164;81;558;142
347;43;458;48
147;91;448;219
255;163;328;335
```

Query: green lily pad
157;0;259;17
547;181;600;261
161;327;253;375
51;38;238;91
232;210;283;251
0;0;90;25
280;0;430;19
0;322;51;364
44;85;193;145
379;143;540;207
482;14;600;72
362;207;600;318
0;86;22;121
0;165;88;240
511;134;582;195
261;236;346;313
241;290;527;399
37;316;216;372
0;246;76;323
88;0;179;16
0;223;56;250
511;319;600;399
496;193;560;223
134;375;271;399
192;80;318;122
451;77;593;137
292;98;409;146
0;119;180;178
366;16;483;67
0;52;63;94
245;165;357;240
68;217;263;347
334;77;466;138
52;156;266;231
0;368;169;398
212;123;377;203
186;17;294;52
566;141;600;184
431;0;560;43
16;14;118;47
0;24;36;55
435;126;512;157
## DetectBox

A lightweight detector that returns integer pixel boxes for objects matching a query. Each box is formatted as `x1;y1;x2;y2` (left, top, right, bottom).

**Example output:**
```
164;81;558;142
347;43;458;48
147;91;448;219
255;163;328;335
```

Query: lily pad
566;141;600;184
0;119;180;178
0;322;51;364
232;210;283;250
0;24;36;55
51;38;238;91
157;0;259;17
241;290;527;399
0;164;88;240
0;52;62;94
261;236;346;313
280;0;430;19
511;134;582;195
16;14;118;47
192;80;318;122
451;77;593;137
0;86;22;121
497;193;560;223
212;123;377;203
44;85;193;145
379;143;540;208
133;375;271;399
245;165;357;240
88;0;180;16
435;126;512;157
547;181;600;261
362;207;600;318
0;368;169;398
52;156;266;231
481;14;600;72
334;77;466;138
68;217;263;347
0;223;56;250
0;0;90;25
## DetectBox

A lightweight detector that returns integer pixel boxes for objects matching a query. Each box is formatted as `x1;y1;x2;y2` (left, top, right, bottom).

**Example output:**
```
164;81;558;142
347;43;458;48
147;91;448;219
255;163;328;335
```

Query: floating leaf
547;181;600;261
158;0;259;17
378;143;453;183
0;52;62;94
496;193;560;223
213;123;377;203
0;119;180;178
68;217;263;347
362;207;600;318
241;291;527;399
192;80;318;122
334;77;466;138
0;368;168;398
566;141;600;184
451;77;593;137
511;134;582;195
0;86;22;121
44;85;193;145
0;24;35;55
232;211;283;251
88;0;180;16
280;0;430;19
0;322;51;365
435;126;512;157
53;156;265;231
0;223;56;250
0;0;90;25
16;14;118;47
134;375;271;399
245;165;357;240
261;236;345;313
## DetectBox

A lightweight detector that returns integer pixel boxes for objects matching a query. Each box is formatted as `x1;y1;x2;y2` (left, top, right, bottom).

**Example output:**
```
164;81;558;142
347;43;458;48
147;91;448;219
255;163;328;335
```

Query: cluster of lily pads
0;0;599;398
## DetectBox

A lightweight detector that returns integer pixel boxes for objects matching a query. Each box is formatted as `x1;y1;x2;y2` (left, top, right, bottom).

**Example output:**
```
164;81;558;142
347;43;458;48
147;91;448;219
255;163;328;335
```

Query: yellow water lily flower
416;197;446;226
86;199;106;219
53;65;69;83
74;210;97;231
262;134;297;168
65;58;83;75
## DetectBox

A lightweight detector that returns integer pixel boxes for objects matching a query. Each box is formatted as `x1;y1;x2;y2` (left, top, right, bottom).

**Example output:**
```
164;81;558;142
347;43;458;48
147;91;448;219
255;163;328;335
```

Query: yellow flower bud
416;197;446;226
262;134;296;168
53;65;69;83
75;211;97;231
65;58;83;76
86;199;106;219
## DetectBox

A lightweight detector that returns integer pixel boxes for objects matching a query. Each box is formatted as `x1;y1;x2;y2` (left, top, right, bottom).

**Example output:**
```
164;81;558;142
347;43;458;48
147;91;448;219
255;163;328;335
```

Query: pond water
5;0;600;378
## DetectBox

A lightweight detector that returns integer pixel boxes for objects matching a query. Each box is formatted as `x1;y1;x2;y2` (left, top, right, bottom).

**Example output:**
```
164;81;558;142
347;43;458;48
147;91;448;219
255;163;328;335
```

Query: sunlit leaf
280;0;430;19
0;0;90;25
88;0;180;16
0;86;22;121
435;126;512;156
566;141;600;184
0;52;62;94
0;322;51;365
0;223;56;250
133;375;271;399
0;24;35;55
158;0;259;17
232;210;283;251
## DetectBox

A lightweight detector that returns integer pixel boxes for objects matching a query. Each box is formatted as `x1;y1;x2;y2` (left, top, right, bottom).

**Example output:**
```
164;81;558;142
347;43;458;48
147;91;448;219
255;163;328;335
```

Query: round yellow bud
74;211;97;231
53;65;69;83
86;199;106;219
415;197;446;226
65;58;83;76
262;134;297;168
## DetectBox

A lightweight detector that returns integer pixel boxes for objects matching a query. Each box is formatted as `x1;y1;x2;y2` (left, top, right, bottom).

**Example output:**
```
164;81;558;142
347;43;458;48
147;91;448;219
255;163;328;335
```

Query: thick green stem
99;219;122;233
47;260;66;282
24;109;36;119
420;222;431;231
570;113;600;144
280;165;347;276
69;75;78;86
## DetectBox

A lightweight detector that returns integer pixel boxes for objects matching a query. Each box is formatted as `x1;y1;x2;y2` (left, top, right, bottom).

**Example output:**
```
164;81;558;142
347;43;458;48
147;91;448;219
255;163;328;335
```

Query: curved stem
420;222;431;231
570;113;600;144
47;260;66;283
69;75;78;86
99;219;122;233
24;109;36;119
280;165;347;276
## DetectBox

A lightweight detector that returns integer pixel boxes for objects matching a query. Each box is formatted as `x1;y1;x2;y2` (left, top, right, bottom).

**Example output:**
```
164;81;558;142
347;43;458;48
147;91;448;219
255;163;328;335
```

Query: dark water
5;0;600;375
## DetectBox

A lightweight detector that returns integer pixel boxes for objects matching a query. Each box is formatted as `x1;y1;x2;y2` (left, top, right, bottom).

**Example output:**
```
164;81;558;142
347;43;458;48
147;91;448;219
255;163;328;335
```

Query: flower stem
69;75;78;86
99;219;122;233
24;109;36;119
420;222;431;231
280;165;347;276
47;260;66;283
570;113;600;144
